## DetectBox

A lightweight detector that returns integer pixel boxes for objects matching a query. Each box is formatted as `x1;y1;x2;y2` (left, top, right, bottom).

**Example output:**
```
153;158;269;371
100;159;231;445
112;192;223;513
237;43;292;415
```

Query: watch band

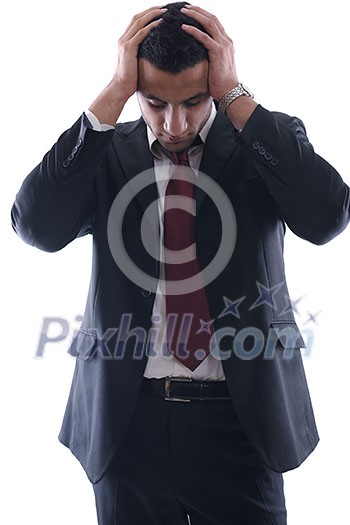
218;83;254;114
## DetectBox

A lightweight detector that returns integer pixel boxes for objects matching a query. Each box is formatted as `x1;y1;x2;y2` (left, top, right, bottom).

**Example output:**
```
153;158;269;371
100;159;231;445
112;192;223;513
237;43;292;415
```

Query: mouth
163;134;191;144
165;137;187;143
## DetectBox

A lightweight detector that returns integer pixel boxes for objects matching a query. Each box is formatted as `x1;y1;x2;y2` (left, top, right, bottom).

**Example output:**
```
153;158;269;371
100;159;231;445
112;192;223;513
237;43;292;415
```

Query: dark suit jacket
11;105;350;483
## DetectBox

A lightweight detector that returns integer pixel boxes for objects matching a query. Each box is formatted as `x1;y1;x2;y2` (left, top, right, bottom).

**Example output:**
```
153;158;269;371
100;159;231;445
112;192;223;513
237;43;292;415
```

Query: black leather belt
142;377;231;402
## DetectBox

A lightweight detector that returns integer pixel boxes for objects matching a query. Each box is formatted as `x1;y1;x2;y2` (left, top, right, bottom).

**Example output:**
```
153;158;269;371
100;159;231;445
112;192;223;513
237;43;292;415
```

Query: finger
129;18;164;47
181;5;226;36
123;7;166;38
181;24;216;51
181;4;225;29
122;7;167;40
124;5;166;30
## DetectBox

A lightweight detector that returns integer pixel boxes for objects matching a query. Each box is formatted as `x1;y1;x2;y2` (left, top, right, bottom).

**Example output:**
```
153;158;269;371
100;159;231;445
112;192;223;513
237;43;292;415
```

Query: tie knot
172;149;190;166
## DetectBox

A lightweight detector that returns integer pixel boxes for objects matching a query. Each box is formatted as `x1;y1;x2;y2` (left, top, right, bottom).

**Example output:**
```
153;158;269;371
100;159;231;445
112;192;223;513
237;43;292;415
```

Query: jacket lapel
112;118;159;218
197;111;240;212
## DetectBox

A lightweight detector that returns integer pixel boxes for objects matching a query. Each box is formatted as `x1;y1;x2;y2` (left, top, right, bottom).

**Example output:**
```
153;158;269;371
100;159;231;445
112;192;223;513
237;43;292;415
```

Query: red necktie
164;149;213;370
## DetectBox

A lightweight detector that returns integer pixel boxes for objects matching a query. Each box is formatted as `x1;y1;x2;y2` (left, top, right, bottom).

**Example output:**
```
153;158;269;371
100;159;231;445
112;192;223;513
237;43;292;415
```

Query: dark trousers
93;385;287;525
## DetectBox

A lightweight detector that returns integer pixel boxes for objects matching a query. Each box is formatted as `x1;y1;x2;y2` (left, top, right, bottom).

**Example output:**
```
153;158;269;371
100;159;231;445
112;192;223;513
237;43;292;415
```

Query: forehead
137;58;209;102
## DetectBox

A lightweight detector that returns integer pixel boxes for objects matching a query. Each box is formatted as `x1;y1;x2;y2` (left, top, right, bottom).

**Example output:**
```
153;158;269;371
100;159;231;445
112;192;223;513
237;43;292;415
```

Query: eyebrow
143;91;209;104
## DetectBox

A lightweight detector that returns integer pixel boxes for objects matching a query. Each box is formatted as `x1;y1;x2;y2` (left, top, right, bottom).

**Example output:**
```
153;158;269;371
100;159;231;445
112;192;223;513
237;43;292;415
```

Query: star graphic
196;319;214;334
249;281;283;311
303;310;322;326
218;296;246;319
279;294;306;316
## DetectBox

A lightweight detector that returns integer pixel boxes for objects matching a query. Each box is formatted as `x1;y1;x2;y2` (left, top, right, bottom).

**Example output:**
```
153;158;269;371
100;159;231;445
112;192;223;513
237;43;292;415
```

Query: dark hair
138;2;209;74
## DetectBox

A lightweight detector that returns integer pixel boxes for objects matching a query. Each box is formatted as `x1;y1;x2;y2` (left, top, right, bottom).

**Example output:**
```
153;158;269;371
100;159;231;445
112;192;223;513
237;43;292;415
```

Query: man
11;2;350;524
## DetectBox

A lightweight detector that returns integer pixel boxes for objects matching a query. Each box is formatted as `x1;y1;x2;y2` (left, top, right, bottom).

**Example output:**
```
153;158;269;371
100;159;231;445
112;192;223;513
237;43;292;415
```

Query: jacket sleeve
235;104;350;245
11;114;114;252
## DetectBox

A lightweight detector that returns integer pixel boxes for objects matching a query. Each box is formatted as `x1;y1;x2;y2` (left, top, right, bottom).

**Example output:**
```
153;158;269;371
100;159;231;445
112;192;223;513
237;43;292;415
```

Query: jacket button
264;152;273;161
258;146;266;156
252;141;260;150
271;157;280;166
141;289;152;298
63;160;70;168
68;153;74;161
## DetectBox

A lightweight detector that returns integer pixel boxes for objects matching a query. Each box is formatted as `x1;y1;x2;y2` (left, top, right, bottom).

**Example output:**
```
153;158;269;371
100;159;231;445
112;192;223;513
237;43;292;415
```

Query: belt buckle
165;376;192;402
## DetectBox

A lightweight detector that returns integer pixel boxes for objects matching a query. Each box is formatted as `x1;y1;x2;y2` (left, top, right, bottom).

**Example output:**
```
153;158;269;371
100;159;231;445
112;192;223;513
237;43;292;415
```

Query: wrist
225;96;258;131
88;81;131;127
218;84;254;115
214;82;239;103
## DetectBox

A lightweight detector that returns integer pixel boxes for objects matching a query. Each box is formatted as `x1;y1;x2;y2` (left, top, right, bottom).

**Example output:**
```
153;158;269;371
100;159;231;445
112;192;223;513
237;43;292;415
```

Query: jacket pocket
270;320;306;349
67;330;97;360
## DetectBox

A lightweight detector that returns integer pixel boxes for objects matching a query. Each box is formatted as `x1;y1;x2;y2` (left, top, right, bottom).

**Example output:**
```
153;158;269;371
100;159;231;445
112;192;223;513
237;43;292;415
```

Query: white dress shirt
85;105;225;380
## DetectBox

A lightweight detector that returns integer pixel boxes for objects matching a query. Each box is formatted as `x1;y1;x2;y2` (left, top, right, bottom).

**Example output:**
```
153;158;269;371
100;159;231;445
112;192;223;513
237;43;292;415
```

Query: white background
1;0;350;523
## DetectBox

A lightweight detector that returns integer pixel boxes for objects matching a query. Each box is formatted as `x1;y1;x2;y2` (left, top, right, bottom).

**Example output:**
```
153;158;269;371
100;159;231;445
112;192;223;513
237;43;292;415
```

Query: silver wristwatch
218;83;254;114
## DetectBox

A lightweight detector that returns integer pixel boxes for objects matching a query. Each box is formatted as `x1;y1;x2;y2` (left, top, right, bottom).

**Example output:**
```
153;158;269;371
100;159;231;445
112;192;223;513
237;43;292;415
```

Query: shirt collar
147;102;217;160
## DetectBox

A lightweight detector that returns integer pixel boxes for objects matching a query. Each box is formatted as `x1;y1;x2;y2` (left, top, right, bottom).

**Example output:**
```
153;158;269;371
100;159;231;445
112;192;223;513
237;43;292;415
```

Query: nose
163;106;188;137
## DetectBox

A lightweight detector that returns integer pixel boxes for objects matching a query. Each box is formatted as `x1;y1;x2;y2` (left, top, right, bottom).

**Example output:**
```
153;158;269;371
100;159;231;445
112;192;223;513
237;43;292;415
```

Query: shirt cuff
85;109;115;131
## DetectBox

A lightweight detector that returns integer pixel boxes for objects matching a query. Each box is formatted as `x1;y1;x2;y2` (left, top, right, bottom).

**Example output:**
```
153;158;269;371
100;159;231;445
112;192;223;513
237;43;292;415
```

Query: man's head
138;2;208;74
137;2;213;153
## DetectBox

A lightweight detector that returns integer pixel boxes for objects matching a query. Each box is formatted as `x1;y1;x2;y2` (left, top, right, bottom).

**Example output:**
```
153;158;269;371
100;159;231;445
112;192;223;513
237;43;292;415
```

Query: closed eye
184;100;201;107
148;100;166;109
